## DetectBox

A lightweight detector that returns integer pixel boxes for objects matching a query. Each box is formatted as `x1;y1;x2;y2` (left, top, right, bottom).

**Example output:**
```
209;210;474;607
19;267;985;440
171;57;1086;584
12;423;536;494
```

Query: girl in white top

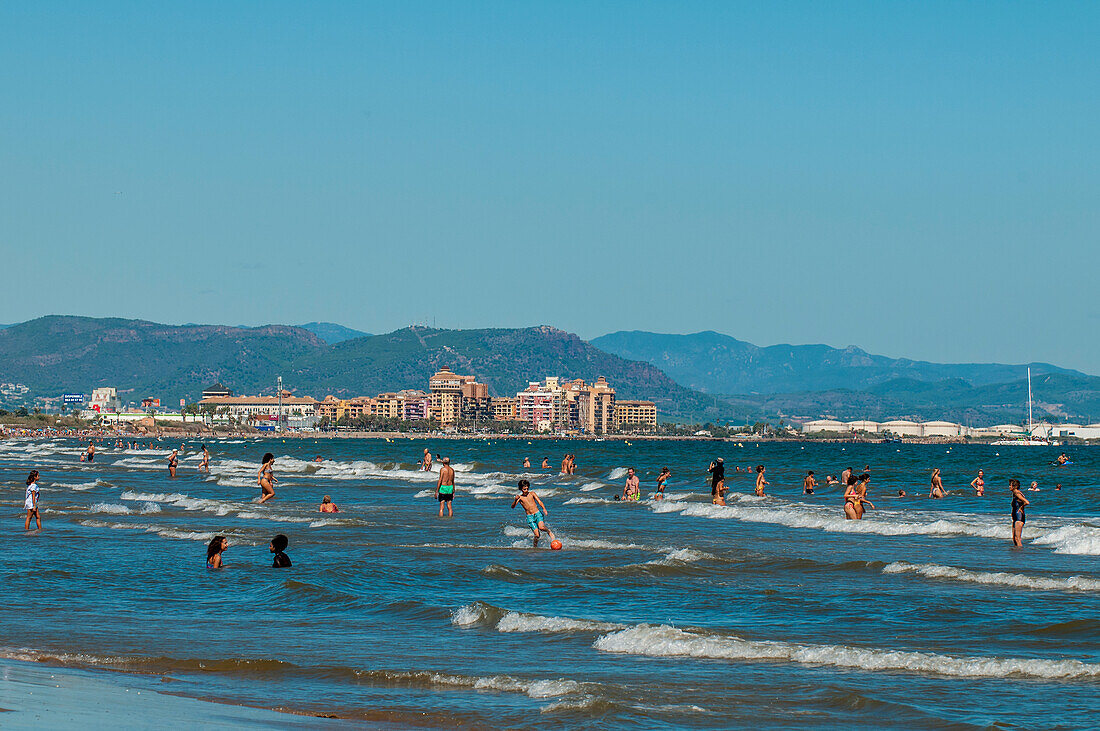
24;470;41;531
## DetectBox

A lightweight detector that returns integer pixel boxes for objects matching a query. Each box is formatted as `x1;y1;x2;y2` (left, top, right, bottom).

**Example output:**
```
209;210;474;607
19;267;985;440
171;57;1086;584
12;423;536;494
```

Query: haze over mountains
1;317;1097;424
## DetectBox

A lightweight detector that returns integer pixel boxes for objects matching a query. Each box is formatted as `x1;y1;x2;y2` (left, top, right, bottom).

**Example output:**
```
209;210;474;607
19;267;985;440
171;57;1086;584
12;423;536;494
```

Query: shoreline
0;656;336;728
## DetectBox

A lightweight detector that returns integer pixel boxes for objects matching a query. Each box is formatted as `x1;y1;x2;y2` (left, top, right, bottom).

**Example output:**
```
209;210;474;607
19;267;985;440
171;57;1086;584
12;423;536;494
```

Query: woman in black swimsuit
1009;478;1029;547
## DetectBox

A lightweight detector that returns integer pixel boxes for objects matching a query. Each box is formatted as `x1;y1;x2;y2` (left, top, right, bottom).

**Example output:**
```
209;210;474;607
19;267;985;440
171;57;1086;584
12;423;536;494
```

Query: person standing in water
436;457;455;517
970;470;985;496
200;444;210;473
561;455;569;475
24;470;41;531
929;468;945;498
167;449;179;478
422;448;433;471
270;535;292;567
754;465;768;497
803;471;817;495
708;458;726;505
523;457;531;469
541;457;550;469
511;479;556;548
207;536;228;568
841;466;852;486
621;467;640;501
1009;478;1029;547
258;452;276;503
86;442;95;463
319;495;339;513
655;467;671;499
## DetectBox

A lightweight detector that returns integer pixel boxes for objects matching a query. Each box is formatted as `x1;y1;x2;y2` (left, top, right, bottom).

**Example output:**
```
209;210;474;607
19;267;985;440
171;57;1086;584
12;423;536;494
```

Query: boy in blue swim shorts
511;479;556;548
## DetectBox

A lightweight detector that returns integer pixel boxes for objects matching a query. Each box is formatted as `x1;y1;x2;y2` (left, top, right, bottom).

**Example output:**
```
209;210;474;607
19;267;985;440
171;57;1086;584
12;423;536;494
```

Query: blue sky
2;2;1098;372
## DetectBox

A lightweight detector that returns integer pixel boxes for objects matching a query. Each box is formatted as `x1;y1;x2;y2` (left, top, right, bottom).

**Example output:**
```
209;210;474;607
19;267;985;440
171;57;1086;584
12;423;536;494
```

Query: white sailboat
991;367;1051;446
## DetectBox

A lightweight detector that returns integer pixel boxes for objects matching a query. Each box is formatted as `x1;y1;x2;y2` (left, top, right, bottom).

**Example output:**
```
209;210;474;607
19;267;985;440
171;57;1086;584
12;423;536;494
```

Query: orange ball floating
550;540;563;550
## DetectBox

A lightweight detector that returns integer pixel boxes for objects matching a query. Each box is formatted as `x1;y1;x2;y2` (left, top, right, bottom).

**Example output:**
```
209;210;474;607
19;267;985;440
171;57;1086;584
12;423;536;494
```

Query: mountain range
2;317;1097;424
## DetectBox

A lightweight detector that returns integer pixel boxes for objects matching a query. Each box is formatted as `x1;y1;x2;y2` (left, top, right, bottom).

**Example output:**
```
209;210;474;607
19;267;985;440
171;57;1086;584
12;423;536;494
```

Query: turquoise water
1;437;1097;728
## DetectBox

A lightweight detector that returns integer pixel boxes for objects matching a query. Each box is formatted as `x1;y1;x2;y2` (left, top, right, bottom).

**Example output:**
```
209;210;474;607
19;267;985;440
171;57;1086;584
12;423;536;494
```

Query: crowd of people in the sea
11;440;1074;559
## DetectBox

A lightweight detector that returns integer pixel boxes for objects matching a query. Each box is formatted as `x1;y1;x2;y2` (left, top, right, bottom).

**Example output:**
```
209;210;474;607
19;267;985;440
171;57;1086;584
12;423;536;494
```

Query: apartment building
198;392;319;427
516;382;563;432
490;397;517;421
576;376;616;435
614;400;657;430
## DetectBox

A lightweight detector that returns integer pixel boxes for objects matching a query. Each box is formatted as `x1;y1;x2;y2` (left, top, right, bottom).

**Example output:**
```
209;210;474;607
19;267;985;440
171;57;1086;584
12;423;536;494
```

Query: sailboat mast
1027;367;1033;435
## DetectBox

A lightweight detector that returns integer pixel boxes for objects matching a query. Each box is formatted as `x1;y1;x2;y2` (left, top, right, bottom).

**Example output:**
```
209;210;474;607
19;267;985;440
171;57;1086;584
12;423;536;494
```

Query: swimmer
561;455;569;475
825;474;839;486
853;475;874;518
897;489;907;497
708;458;726;505
24;470;41;531
542;457;550;469
1009;478;1029;547
803;470;817;495
511;479;556;548
929;468;945;499
258;452;276;503
567;454;576;475
319;495;339;513
621;467;640;501
841;467;852;486
422;448;433;471
167;449;179;478
314;455;323;463
206;535;228;569
1056;483;1062;491
270;534;292;568
200;444;210;473
1028;480;1040;492
655;467;671;499
1056;452;1069;465
843;475;859;519
970;469;985;496
86;442;95;463
754;465;768;497
523;457;531;469
437;457;456;517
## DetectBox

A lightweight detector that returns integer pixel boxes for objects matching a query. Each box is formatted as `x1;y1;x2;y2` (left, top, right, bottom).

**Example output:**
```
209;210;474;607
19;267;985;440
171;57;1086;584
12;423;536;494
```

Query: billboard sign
62;393;85;405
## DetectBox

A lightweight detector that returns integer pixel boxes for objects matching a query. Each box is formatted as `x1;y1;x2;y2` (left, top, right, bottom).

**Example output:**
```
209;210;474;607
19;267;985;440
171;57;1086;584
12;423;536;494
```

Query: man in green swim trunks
436;456;455;517
511;479;556;548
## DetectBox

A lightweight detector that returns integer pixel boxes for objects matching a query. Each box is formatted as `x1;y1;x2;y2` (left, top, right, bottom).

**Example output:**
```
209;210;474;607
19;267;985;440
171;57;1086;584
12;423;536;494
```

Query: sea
1;437;1097;728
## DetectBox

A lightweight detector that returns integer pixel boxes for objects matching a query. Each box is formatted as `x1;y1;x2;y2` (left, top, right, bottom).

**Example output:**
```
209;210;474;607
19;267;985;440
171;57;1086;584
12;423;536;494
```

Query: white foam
882;562;1100;592
1031;525;1100;556
564;497;614;505
496;611;625;634
90;502;132;515
580;482;604;492
594;625;1100;679
648;548;713;565
607;467;629;480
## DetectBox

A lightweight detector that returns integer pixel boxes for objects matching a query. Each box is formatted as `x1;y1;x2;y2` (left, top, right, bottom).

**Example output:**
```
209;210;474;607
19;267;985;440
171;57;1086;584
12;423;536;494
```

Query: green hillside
289;326;731;421
0;316;326;404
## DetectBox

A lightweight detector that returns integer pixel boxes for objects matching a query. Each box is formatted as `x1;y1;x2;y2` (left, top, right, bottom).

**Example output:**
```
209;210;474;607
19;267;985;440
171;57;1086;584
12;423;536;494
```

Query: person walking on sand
930;468;945;499
436;456;456;517
24;470;41;531
708;458;726;505
1009;478;1029;547
511;479;556;548
422;448;433;471
970;470;985;496
621;467;640;501
754;465;768;497
167;449;179;478
200;444;210;473
207;536;228;569
258;452;277;503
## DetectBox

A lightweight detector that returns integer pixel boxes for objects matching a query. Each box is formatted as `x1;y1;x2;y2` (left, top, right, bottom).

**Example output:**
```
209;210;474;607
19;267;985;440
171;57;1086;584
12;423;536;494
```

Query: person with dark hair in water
200;444;210;473
270;535;292;567
1009;478;1029;547
24;470;41;531
708;458;726;505
803;471;817;495
258;453;277;503
207;536;228;569
167;449;179;478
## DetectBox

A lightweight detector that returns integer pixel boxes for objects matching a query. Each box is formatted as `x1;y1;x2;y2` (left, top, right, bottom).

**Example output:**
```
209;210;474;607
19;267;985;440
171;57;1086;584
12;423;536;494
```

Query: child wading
511;479;556;548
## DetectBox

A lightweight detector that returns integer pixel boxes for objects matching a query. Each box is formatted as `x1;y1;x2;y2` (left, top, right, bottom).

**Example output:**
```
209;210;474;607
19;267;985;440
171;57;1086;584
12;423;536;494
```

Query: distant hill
298;322;371;344
591;330;1083;395
0;318;728;421
0;316;326;404
721;373;1100;425
289;326;730;421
